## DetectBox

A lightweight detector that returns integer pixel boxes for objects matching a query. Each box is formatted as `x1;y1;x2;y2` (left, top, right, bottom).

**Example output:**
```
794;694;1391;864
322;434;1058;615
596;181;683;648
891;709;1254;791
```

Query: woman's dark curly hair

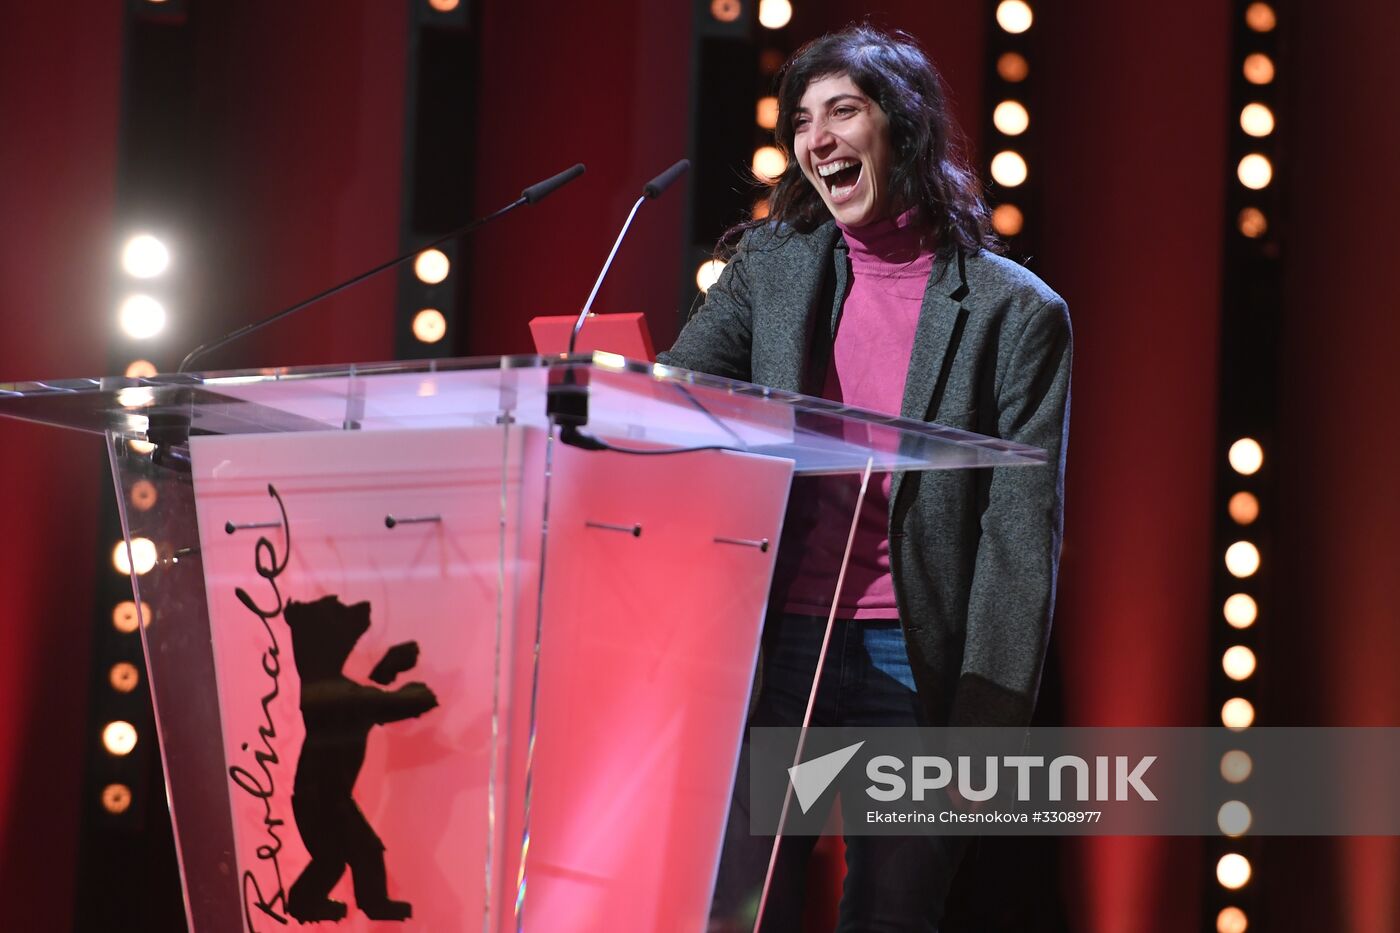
748;24;998;256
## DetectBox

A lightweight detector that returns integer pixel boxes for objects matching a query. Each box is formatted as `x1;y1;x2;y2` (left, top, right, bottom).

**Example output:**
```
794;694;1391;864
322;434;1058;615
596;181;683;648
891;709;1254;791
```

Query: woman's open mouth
818;158;863;202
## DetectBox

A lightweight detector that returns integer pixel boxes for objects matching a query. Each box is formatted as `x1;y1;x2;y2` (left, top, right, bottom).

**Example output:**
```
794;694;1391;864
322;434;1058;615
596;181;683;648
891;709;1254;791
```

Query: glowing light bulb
1221;750;1253;783
412;309;447;344
758;0;792;29
1223;593;1257;628
112;538;158;576
1228;491;1259;525
1225;541;1260;578
1240;103;1275;137
1237;207;1268;239
1217;906;1248;933
1243;54;1274;85
118;295;167;339
121;234;170;278
101;783;133;814
1216;852;1251;889
1222;645;1257;680
756;96;779;130
1222;697;1255;729
696;260;726;293
103;721;139;756
414;248;450;284
753;146;787;180
993;100;1030;136
996;0;1033;34
1237;154;1273;190
997;52;1029;83
990;151;1028;187
1218;800;1252;837
992;204;1024;236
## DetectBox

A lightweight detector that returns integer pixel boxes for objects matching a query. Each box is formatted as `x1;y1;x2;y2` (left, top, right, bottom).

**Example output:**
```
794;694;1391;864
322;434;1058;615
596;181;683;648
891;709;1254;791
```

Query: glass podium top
0;352;1046;474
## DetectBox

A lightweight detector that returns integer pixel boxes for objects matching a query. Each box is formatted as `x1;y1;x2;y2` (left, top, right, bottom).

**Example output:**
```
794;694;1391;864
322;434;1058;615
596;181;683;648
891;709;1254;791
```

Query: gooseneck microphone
177;163;586;373
567;158;689;356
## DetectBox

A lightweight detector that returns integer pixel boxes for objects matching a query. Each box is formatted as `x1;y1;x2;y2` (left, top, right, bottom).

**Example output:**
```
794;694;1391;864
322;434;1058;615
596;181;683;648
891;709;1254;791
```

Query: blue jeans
714;615;967;933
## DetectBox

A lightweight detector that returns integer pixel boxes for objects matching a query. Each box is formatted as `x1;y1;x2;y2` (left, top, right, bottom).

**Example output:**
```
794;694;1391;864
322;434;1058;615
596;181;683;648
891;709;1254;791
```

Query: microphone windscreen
522;163;586;204
642;159;690;199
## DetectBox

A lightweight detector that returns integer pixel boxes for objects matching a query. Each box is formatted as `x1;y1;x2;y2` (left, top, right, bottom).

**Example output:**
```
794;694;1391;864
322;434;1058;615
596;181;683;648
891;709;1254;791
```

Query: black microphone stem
177;162;585;374
177;199;521;373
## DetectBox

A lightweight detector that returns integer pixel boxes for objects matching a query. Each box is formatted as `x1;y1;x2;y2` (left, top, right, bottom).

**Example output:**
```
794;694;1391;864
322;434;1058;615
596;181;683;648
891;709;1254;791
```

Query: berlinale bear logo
283;596;439;923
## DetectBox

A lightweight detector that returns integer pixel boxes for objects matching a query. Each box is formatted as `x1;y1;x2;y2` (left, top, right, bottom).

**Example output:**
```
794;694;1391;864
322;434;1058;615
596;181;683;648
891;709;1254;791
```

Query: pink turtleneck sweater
784;209;934;619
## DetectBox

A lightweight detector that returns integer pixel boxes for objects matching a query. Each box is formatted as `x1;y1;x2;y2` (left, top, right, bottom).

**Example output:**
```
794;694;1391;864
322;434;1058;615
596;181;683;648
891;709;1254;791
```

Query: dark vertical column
0;8;124;929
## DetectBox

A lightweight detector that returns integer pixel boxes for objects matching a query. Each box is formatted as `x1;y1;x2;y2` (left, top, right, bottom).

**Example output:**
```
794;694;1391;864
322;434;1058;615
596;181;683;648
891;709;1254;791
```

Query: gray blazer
657;220;1072;729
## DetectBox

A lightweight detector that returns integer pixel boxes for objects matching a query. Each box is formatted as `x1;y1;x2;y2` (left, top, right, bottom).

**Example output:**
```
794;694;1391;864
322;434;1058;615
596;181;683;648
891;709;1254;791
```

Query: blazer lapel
768;222;841;393
891;248;968;507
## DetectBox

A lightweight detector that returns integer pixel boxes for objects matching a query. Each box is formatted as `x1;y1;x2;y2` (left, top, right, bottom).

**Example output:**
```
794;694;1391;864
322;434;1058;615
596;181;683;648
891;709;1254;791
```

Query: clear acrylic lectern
0;354;1045;932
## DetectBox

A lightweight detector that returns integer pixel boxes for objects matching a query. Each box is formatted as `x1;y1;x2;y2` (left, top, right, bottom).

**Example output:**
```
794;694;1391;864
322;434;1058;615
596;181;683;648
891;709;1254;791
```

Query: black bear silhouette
283;596;438;923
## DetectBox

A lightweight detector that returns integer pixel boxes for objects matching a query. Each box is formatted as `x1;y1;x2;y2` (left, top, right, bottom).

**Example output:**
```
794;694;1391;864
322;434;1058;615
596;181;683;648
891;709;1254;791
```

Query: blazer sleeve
950;297;1072;729
655;235;757;382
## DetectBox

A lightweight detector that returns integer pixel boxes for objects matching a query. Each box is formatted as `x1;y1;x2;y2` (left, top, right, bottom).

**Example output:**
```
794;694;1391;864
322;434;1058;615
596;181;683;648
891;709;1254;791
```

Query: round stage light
1243;53;1275;85
428;0;460;10
1216;852;1252;889
756;96;780;130
1228;491;1259;525
1222;698;1255;729
412;309;447;344
1244;2;1276;32
112;537;158;576
113;600;150;633
1229;437;1264;475
997;52;1029;83
1225;541;1260;578
1240;103;1275;137
128;438;157;455
990;151;1028;187
129;479;158;512
124;359;157;378
414;248;450;284
1218;800;1252;837
993;100;1030;136
1217;906;1249;933
116;387;155;409
1221;749;1253;783
118;295;167;340
758;0;792;29
1237;154;1273;190
121;234;170;278
1237;207;1268;239
1223;593;1258;629
753;146;787;180
996;0;1034;34
103;721;139;757
1223;645;1257;681
710;0;741;23
696;260;726;294
110;662;141;694
101;783;133;815
992;204;1024;236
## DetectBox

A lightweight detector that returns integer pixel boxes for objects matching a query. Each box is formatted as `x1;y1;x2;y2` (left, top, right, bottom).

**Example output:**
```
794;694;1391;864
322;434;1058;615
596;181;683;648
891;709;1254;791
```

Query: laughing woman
658;24;1072;932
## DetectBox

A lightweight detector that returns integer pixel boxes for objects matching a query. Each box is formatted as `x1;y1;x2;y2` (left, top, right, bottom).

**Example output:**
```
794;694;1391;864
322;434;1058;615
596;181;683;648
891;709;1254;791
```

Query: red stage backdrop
0;5;125;924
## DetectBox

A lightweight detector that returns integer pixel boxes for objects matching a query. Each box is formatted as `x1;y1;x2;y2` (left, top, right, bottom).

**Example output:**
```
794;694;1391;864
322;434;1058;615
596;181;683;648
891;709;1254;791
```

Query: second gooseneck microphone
568;158;690;356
